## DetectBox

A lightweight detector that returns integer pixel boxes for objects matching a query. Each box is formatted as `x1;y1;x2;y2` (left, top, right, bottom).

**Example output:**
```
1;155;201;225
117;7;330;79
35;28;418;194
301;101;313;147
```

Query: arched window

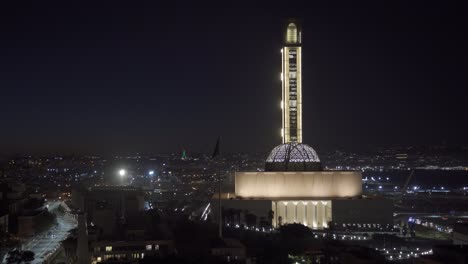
286;23;298;43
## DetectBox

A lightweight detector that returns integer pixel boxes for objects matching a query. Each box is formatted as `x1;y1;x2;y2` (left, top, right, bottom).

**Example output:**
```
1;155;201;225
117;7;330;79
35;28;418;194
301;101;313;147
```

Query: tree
402;224;408;237
6;250;21;264
6;250;35;264
259;216;268;229
245;213;257;228
409;221;416;238
56;204;65;214
267;210;274;226
279;223;311;240
234;209;242;225
21;251;35;263
173;219;216;259
226;209;235;225
243;210;249;225
278;224;312;255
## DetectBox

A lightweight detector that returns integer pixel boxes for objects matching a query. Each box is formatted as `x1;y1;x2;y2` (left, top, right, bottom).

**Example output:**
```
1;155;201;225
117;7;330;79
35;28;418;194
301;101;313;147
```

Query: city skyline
0;1;467;155
1;5;467;263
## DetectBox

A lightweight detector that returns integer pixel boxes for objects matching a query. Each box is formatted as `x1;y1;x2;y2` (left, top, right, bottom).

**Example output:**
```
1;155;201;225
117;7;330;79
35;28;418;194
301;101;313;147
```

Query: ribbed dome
265;143;322;171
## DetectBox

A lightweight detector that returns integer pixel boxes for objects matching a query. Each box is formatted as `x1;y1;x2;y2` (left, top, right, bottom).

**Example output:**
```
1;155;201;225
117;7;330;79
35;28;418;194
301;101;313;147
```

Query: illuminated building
91;240;174;263
281;22;302;143
211;20;393;230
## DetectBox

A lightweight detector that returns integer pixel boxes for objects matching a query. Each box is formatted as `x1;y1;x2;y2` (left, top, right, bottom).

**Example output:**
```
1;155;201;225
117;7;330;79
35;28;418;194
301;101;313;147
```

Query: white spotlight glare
119;169;126;177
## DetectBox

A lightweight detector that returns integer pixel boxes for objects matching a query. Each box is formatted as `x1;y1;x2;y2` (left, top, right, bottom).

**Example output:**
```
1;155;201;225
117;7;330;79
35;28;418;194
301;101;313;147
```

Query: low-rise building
210;238;246;263
92;240;174;263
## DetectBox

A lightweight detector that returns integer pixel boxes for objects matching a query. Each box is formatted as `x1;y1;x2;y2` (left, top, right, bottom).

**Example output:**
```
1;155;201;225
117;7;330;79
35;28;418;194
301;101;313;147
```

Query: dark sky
0;1;466;155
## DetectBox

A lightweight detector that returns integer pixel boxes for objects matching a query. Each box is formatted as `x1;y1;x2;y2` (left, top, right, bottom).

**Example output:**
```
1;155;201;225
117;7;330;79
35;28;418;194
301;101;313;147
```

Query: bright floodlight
149;170;154;176
119;169;126;177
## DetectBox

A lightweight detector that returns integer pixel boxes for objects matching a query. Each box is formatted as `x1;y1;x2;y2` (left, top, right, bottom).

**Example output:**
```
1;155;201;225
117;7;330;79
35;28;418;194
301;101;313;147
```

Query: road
21;200;77;264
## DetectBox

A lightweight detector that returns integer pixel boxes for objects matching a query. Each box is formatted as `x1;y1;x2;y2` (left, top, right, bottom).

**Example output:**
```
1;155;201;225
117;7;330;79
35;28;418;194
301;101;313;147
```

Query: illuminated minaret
281;21;302;143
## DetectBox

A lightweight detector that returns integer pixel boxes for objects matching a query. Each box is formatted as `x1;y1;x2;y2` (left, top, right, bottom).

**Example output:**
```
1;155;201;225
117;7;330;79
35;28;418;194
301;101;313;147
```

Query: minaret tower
281;21;302;143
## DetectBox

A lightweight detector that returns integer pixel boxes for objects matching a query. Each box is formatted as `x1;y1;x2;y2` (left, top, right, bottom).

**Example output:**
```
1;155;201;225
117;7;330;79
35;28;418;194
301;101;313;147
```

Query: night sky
0;1;466;155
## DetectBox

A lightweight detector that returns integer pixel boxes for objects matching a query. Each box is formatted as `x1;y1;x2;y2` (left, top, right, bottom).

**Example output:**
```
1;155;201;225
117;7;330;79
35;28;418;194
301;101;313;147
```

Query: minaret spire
281;20;302;144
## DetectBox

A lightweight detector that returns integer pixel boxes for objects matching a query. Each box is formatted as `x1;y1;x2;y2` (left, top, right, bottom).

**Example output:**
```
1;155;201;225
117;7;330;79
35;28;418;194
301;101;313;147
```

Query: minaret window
286;23;298;43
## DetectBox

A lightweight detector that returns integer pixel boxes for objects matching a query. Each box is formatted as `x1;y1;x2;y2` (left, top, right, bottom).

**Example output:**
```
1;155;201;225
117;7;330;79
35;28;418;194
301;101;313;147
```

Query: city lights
1;10;464;264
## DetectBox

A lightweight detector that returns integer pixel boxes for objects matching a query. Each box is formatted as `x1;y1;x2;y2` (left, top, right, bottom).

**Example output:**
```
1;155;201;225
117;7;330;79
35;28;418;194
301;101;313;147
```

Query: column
312;201;318;229
273;201;277;228
302;201;308;227
321;201;328;228
283;202;288;225
292;201;298;223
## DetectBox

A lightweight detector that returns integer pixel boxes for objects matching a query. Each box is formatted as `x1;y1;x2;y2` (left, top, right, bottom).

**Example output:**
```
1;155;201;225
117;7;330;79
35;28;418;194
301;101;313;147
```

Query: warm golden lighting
272;199;332;229
286;23;298;43
235;171;362;198
282;23;302;143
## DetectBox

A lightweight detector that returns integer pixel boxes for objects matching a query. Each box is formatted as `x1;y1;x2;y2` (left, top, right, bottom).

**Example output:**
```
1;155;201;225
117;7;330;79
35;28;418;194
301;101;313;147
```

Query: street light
149;170;154;176
119;169;126;177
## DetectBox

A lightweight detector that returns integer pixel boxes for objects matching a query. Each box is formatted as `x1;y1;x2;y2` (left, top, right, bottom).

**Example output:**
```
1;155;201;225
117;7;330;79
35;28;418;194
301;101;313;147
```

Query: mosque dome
265;142;322;171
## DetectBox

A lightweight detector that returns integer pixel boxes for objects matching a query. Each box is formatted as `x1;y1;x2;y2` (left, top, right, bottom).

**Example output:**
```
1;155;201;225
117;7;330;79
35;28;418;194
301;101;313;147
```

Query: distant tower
281;21;302;143
181;148;188;160
77;213;90;264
